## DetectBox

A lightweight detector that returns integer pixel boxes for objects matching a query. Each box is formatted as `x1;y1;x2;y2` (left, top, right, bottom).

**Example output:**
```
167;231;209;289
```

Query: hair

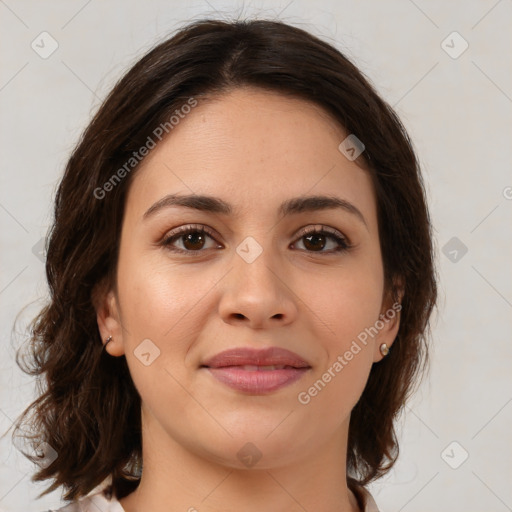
6;17;437;503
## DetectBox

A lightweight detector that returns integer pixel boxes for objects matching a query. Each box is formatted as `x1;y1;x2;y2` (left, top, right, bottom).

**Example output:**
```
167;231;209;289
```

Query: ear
92;279;126;357
373;279;404;362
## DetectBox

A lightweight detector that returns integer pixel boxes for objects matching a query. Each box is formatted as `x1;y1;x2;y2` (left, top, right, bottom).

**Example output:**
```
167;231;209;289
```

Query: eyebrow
143;193;368;229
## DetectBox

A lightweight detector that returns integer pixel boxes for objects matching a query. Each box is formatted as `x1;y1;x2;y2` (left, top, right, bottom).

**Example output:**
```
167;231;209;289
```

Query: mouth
201;347;311;394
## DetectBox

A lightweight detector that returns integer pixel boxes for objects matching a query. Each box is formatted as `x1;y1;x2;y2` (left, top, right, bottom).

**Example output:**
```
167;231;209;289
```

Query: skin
96;87;401;512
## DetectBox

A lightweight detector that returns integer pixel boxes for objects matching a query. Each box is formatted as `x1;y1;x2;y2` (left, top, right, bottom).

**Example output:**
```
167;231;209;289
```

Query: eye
161;224;221;254
291;225;351;254
160;224;351;256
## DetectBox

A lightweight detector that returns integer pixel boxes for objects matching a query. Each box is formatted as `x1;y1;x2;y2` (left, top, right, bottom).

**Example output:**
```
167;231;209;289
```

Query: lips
201;347;311;394
201;347;311;369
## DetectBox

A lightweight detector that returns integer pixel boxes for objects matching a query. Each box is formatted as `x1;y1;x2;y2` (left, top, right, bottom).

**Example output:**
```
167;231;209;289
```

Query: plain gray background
1;1;511;511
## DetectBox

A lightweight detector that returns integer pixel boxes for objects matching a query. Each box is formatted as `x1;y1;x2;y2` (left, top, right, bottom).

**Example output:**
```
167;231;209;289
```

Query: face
97;87;400;470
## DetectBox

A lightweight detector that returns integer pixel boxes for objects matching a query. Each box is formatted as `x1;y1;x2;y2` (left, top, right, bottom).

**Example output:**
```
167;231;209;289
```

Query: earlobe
94;287;126;357
379;343;390;357
373;317;399;362
373;297;402;362
102;334;125;357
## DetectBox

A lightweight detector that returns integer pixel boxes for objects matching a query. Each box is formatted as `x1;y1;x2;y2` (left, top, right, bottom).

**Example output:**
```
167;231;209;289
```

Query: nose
217;242;298;330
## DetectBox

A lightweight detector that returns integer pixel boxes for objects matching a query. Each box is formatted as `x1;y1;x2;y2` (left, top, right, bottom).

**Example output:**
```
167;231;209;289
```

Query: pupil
304;234;325;251
184;232;204;250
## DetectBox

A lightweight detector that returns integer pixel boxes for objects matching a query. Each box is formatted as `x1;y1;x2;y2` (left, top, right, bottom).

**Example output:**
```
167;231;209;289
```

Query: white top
46;478;380;512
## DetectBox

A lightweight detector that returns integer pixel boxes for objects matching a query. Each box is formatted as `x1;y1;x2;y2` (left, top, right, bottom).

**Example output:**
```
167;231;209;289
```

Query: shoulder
43;480;125;512
44;491;124;511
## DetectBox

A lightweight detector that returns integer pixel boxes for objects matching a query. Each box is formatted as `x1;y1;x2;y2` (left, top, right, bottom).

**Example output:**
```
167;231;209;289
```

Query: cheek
115;254;210;416
296;266;383;417
306;254;384;350
295;252;383;414
115;244;211;366
118;226;198;321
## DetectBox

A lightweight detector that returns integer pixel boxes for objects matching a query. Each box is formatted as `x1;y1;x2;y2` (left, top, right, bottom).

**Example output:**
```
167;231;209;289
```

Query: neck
119;408;360;512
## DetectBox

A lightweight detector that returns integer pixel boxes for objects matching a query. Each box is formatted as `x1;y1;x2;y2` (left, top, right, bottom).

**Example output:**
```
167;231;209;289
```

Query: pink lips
201;347;311;394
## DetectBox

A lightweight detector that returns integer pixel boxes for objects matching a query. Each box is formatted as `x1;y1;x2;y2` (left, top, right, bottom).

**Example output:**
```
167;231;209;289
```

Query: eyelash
160;224;352;256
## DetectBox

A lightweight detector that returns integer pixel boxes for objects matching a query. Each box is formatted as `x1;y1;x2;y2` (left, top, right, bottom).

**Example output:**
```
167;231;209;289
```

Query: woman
10;18;436;512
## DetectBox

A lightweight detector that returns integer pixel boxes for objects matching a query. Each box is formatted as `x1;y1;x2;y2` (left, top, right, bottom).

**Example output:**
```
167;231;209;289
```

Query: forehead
124;87;376;225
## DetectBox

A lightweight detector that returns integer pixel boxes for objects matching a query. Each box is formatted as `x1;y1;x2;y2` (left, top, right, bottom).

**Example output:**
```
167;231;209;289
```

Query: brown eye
161;224;351;256
303;232;328;251
181;231;207;251
161;225;221;254
292;226;351;253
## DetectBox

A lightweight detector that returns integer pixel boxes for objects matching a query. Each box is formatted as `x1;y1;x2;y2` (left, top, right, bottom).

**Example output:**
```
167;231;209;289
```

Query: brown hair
6;18;437;502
